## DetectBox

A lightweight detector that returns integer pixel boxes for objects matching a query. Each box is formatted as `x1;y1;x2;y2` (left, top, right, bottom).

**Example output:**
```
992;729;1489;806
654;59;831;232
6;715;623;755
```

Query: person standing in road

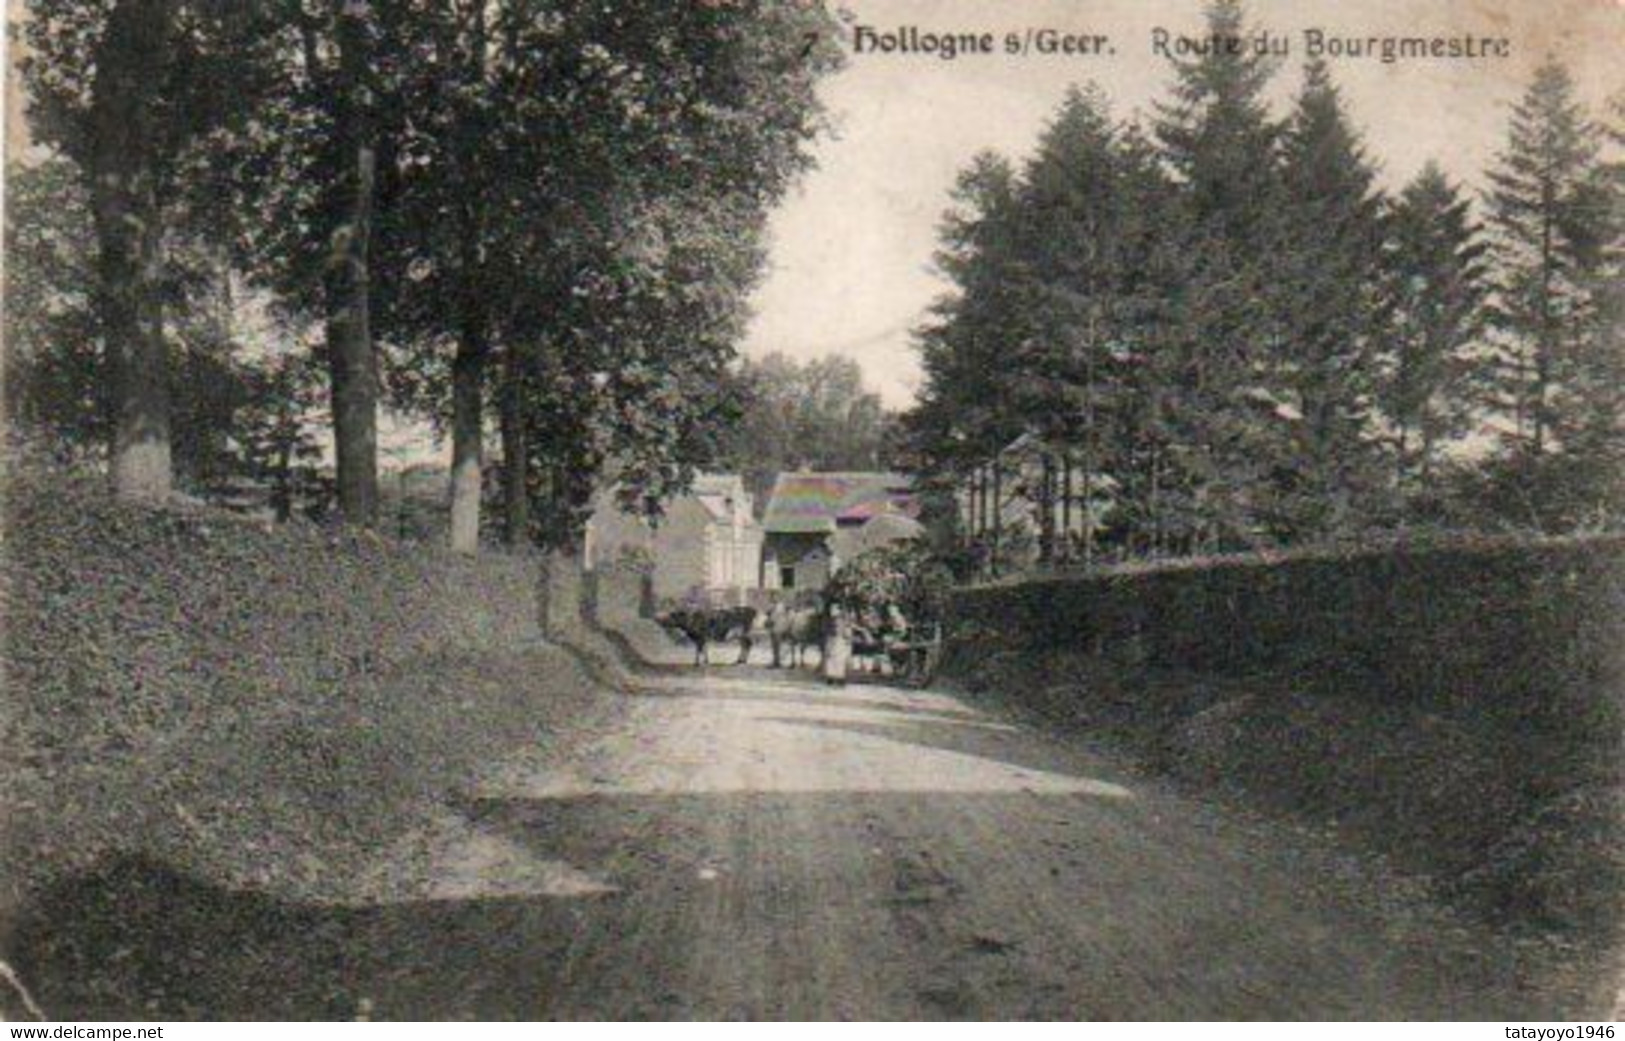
822;603;851;685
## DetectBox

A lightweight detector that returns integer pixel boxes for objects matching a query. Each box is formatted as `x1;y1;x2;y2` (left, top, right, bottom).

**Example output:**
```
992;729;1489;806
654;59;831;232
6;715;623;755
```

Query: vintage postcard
1;0;1622;1025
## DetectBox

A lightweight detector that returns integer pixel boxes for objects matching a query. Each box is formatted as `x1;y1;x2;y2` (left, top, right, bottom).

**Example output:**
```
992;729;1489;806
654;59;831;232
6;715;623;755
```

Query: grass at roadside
949;647;1623;946
1;464;627;931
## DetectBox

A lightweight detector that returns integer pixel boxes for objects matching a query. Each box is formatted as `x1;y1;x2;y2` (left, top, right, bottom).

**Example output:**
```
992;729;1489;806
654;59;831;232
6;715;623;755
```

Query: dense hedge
0;467;603;923
946;537;1625;939
952;536;1625;719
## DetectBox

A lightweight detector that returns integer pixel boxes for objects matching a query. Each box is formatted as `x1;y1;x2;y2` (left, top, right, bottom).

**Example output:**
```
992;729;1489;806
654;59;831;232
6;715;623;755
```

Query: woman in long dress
822;604;851;686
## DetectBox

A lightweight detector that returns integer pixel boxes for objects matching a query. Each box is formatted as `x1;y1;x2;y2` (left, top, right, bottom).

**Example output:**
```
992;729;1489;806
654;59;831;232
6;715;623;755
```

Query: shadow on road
5;855;599;1021
4;780;1593;1020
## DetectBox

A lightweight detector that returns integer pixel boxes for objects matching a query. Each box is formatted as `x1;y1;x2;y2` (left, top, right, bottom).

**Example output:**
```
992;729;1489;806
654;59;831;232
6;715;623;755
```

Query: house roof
693;473;746;497
589;472;756;530
688;473;755;526
762;472;918;534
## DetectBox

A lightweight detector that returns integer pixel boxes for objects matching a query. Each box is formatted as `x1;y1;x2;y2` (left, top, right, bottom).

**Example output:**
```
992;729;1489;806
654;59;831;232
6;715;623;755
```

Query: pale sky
741;0;1625;408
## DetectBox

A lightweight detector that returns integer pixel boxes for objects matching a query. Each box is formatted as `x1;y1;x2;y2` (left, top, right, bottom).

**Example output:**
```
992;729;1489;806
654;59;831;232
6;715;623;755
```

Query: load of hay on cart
822;543;953;688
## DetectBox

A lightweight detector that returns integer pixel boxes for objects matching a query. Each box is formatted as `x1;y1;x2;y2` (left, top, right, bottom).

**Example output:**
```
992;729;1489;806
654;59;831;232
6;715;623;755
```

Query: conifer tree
1559;90;1625;523
911;151;1029;482
1482;60;1615;527
1108;122;1208;556
1154;0;1281;249
1484;60;1602;462
1377;163;1488;503
1010;87;1128;561
1152;0;1287;547
1273;58;1387;537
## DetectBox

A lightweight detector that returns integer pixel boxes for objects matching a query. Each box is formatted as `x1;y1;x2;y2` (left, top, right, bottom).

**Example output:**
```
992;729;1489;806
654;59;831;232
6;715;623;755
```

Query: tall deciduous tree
21;0;261;500
4;156;325;505
206;0;412;527
322;0;383;526
485;1;840;551
371;1;839;551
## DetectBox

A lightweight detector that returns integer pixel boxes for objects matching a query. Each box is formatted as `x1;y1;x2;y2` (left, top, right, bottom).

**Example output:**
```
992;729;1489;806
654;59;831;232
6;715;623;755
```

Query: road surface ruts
14;668;1605;1019
439;670;1593;1019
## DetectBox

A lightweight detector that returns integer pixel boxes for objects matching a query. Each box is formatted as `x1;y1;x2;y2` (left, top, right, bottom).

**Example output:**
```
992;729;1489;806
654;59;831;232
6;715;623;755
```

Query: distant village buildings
958;433;1108;567
583;470;921;604
761;472;921;594
584;474;764;603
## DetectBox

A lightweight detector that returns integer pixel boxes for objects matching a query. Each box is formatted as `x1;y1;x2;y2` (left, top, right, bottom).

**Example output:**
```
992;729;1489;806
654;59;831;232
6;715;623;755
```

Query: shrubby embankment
1;466;617;932
946;537;1625;940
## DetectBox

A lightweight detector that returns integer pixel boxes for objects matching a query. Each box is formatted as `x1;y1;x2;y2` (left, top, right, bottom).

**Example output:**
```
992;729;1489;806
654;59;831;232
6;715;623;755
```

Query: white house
584;474;764;604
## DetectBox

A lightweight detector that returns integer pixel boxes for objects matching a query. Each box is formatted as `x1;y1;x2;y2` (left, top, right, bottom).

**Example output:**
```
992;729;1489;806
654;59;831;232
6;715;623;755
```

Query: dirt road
16;666;1605;1019
413;668;1598;1019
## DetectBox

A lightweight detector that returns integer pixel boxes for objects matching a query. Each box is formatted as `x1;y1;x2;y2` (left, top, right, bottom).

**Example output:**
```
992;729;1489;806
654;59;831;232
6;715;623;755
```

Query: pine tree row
907;0;1624;565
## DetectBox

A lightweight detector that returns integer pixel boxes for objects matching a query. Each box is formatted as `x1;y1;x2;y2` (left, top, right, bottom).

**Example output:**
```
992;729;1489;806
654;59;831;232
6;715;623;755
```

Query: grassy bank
945;538;1625;941
1;466;619;931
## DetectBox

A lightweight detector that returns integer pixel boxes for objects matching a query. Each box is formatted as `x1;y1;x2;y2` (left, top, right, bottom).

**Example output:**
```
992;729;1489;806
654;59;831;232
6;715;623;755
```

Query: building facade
761;472;922;594
584;474;764;604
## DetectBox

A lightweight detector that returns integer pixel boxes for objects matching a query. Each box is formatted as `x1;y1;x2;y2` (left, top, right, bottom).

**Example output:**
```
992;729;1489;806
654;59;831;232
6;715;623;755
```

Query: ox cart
860;622;943;688
826;544;952;689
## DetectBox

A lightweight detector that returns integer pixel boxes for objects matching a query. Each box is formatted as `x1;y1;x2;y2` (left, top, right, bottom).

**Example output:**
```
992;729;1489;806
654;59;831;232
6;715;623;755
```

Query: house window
780;566;796;589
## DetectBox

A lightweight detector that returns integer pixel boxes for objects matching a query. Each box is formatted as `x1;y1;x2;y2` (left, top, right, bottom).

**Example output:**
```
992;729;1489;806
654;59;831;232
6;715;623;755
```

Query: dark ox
658;605;758;666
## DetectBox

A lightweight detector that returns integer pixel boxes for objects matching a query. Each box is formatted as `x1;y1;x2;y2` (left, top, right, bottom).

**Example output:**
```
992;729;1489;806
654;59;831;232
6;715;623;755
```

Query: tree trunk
1036;451;1054;564
1081;464;1094;567
95;179;172;501
962;469;974;544
978;464;989;539
446;0;490;555
968;467;979;540
990;461;1003;577
1395;422;1411;490
1533;197;1555;458
500;345;530;547
272;439;294;522
448;331;486;554
91;0;174;501
1148;448;1163;558
1060;457;1073;561
326;0;380;527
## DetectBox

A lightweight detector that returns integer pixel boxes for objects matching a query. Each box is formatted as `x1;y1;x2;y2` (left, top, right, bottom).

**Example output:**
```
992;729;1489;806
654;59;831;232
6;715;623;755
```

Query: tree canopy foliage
717;351;898;512
14;0;842;550
906;1;1624;571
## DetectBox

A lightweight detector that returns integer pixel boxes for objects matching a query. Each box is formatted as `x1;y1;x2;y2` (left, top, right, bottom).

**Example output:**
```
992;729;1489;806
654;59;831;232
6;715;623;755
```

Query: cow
658;605;758;666
767;597;832;669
